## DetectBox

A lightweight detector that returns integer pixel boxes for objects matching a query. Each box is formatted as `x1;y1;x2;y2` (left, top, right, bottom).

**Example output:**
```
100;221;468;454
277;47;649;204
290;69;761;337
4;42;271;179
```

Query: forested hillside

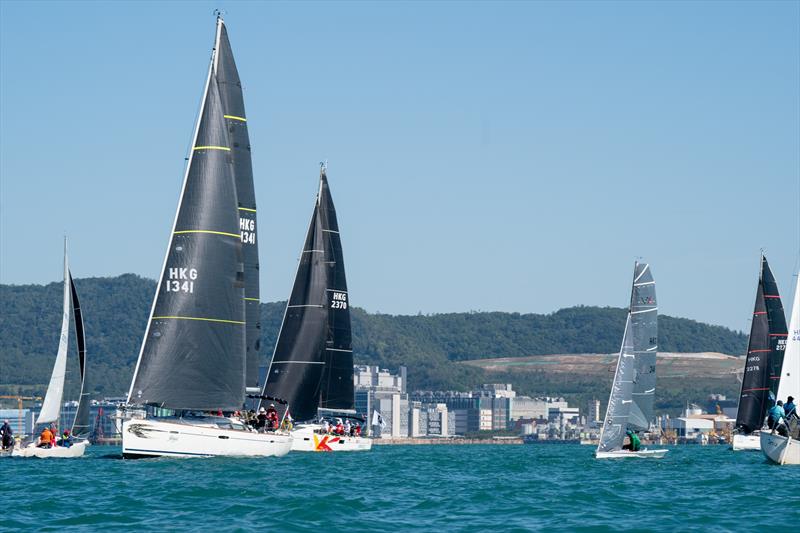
1;275;748;405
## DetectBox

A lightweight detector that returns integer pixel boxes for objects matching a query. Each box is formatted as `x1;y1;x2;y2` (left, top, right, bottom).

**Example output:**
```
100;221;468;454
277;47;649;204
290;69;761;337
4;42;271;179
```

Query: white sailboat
14;240;90;458
121;16;291;459
761;275;800;465
596;262;667;459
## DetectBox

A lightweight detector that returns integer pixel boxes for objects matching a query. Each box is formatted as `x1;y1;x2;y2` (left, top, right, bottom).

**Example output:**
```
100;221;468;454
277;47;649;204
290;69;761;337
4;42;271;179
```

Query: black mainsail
69;271;90;437
735;255;787;434
127;19;245;412
262;165;354;420
215;22;261;391
318;167;354;412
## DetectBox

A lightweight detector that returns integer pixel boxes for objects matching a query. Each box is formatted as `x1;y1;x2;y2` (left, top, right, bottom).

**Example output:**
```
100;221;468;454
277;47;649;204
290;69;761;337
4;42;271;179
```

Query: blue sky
1;0;798;332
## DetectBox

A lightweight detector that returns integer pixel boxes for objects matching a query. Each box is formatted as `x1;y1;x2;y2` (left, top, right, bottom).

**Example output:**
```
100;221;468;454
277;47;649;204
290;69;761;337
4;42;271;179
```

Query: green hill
0;274;748;411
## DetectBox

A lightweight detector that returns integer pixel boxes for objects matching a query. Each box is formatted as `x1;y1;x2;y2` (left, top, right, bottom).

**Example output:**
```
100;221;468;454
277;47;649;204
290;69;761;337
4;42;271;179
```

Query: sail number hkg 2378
165;267;197;293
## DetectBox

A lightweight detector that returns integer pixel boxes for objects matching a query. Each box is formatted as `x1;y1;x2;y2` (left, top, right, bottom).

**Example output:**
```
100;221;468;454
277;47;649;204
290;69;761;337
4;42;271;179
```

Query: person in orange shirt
39;427;53;448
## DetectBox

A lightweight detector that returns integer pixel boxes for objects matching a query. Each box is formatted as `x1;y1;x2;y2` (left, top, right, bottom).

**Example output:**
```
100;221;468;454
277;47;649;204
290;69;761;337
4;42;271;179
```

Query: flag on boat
372;410;386;429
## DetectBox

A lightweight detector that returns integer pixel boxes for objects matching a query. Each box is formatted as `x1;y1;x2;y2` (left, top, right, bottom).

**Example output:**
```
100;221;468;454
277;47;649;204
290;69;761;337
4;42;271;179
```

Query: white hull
731;432;761;451
122;418;292;458
290;424;372;452
760;432;800;465
596;448;668;459
12;440;89;458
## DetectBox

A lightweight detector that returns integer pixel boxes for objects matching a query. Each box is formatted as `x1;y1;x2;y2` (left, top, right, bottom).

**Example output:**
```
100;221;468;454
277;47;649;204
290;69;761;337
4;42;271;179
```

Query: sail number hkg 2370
330;291;347;310
165;267;197;293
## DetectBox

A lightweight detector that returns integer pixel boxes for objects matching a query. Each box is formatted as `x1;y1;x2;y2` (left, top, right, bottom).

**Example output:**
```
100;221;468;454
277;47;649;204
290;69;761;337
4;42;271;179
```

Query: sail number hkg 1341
165;267;197;293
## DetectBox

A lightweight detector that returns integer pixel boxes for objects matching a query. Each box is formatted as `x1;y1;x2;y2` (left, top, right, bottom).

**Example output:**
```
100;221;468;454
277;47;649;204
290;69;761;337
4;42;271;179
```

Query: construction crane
0;395;42;437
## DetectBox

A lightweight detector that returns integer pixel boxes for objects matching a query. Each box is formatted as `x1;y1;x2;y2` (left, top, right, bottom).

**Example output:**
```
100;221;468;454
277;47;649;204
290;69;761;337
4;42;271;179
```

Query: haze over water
3;445;799;531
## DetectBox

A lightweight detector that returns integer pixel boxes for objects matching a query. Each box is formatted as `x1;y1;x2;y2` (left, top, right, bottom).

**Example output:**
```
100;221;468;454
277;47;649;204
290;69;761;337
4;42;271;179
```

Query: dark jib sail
69;271;90;437
127;35;245;411
261;192;328;421
318;168;354;411
736;255;787;433
215;21;261;390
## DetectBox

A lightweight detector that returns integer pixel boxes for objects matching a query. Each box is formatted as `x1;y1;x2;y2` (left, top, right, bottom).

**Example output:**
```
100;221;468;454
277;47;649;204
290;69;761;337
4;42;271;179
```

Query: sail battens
238;207;257;212
193;145;231;151
326;348;353;352
152;315;245;325
287;304;325;308
173;230;239;238
634;281;655;287
244;297;260;302
630;307;657;314
322;229;340;233
302;249;324;253
223;114;246;121
273;361;325;365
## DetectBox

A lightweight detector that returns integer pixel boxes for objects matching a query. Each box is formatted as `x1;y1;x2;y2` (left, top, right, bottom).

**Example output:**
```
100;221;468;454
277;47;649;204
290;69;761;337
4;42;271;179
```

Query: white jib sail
776;277;800;405
37;241;71;425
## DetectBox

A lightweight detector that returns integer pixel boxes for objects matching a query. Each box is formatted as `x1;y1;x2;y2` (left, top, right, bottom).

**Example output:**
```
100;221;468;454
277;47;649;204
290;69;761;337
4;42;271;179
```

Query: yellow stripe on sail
152;316;245;325
174;230;240;238
193;146;231;151
223;115;247;122
238;207;257;213
244;297;260;302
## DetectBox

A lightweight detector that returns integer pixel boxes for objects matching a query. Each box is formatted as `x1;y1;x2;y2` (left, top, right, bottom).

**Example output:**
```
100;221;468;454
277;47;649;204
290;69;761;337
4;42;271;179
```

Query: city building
354;365;408;438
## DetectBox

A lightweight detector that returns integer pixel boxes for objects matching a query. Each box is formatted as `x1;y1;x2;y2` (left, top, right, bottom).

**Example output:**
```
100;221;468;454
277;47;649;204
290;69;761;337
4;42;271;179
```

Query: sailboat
761;273;800;464
121;17;292;458
261;164;371;452
732;254;787;451
14;240;90;458
596;262;667;459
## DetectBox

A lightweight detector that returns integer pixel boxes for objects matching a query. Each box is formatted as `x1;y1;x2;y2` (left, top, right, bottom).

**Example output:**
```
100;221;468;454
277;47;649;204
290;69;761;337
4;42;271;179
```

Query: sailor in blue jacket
767;401;787;436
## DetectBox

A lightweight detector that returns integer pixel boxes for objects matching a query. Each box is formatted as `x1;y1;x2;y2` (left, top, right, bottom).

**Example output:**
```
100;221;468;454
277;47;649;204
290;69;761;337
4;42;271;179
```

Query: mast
261;174;328;421
127;19;245;411
215;18;262;391
317;164;354;412
69;271;90;437
37;238;70;425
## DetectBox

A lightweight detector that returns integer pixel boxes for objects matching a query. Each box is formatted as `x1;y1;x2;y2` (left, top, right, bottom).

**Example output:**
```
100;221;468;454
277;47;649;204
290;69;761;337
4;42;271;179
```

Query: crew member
39;426;54;448
266;404;279;431
768;401;787;437
0;420;13;450
59;429;73;448
256;407;268;431
623;429;641;451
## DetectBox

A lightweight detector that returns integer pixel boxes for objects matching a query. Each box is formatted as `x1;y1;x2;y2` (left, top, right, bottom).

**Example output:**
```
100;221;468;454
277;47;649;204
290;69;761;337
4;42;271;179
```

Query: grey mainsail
69;271;90;437
215;21;261;390
597;262;658;453
127;19;245;411
628;263;658;430
318;167;354;412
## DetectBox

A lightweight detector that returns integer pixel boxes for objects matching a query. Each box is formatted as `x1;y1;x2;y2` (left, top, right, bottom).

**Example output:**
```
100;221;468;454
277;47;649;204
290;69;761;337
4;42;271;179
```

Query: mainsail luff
215;21;261;390
628;263;658;431
318;168;354;411
261;199;328;421
127;19;246;411
37;240;71;425
69;271;90;437
776;278;800;403
736;255;775;433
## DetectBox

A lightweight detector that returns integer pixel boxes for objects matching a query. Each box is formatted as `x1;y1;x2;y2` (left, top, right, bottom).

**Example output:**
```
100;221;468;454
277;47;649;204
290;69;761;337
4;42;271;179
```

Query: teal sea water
3;444;799;531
